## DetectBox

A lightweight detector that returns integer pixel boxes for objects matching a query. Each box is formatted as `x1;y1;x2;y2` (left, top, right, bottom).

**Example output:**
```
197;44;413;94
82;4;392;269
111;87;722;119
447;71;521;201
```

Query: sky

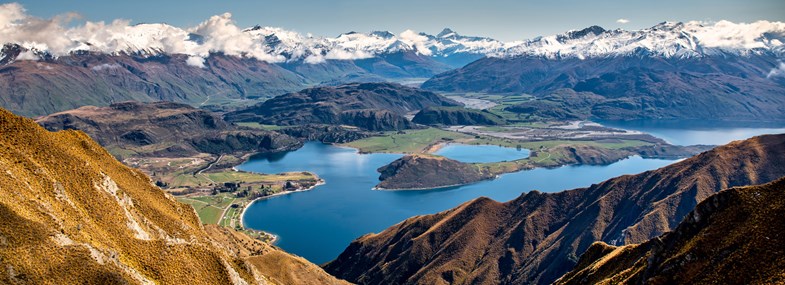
9;0;785;41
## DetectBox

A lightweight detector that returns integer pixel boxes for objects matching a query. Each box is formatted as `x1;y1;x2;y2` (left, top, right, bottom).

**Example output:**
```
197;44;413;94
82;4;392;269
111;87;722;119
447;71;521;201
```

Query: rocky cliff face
376;155;495;189
0;107;347;284
557;177;785;285
224;83;461;131
412;107;506;126
324;134;785;284
36;101;301;159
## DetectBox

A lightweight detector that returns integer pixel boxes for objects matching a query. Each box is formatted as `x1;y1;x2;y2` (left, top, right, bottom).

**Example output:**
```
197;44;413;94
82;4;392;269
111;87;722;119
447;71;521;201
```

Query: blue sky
11;0;785;41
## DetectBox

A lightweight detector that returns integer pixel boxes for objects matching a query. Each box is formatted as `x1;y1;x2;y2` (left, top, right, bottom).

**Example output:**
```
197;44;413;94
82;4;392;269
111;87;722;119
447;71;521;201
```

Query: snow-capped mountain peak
0;1;782;65
501;20;785;59
437;28;458;38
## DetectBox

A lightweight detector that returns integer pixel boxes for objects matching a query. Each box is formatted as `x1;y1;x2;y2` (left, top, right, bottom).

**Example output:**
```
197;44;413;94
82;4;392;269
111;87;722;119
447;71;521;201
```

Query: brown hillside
36;101;301;159
556;177;785;285
376;154;494;190
324;133;785;284
0;107;348;284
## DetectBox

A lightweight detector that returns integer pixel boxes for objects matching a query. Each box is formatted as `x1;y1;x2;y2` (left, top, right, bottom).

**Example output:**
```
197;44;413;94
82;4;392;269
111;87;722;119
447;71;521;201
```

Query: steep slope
324;134;785;284
0;46;308;117
224;83;461;131
0;107;347;284
36;101;300;159
557;177;785;285
412;106;507;126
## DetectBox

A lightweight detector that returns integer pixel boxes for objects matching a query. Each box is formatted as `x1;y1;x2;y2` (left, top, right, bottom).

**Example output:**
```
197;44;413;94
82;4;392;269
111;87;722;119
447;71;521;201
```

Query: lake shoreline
239;141;683;264
233;176;325;245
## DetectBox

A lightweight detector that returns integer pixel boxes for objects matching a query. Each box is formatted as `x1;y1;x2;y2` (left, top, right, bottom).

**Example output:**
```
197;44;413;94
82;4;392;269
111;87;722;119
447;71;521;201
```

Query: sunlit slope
0;107;347;285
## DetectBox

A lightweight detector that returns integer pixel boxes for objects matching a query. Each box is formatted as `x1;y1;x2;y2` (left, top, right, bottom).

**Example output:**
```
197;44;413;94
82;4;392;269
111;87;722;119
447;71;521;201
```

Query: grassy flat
343;128;473;153
235;122;285;130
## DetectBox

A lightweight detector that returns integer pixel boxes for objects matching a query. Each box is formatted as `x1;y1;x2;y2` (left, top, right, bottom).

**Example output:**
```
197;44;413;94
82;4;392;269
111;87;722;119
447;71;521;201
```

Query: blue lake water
239;142;676;264
598;120;785;146
434;144;530;163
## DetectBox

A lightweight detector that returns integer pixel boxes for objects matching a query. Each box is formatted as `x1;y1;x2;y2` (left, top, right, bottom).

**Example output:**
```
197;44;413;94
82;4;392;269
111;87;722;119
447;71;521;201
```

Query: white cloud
0;3;77;55
324;49;373;60
35;63;53;70
91;63;121;71
399;29;433;56
185;56;206;68
303;54;326;64
616;18;630;24
689;20;785;50
768;62;785;78
15;50;39;61
0;4;286;63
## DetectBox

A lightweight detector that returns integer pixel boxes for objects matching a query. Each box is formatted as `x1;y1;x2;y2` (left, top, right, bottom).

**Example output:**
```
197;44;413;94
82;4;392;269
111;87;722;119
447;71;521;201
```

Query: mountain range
423;22;785;121
2;13;784;118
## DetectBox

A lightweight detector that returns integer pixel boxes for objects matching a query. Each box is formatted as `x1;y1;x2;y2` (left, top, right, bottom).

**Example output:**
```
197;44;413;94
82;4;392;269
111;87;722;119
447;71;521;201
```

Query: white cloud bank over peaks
399;30;433;56
2;3;785;64
0;3;283;63
2;2;522;65
616;18;630;24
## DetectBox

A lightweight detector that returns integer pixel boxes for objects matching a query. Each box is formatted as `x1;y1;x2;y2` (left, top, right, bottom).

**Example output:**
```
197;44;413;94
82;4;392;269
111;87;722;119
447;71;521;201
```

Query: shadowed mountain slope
557;177;785;285
324;134;785;284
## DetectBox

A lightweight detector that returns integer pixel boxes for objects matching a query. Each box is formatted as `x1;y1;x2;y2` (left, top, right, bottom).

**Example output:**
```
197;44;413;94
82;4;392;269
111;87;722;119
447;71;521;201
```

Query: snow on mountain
1;2;783;65
500;21;785;59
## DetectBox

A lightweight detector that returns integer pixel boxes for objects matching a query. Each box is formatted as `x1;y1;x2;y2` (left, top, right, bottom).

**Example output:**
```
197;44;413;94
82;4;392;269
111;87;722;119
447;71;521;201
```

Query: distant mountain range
423;22;785;121
5;13;782;65
2;14;785;118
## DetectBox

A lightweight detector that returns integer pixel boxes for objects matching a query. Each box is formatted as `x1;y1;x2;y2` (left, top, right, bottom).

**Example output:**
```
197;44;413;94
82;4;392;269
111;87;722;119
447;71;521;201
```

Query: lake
239;142;676;264
598;120;785;146
434;143;530;163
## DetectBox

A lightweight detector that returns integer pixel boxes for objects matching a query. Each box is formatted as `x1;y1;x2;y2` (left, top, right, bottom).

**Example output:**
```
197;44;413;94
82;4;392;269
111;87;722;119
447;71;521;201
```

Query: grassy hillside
0;107;347;285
